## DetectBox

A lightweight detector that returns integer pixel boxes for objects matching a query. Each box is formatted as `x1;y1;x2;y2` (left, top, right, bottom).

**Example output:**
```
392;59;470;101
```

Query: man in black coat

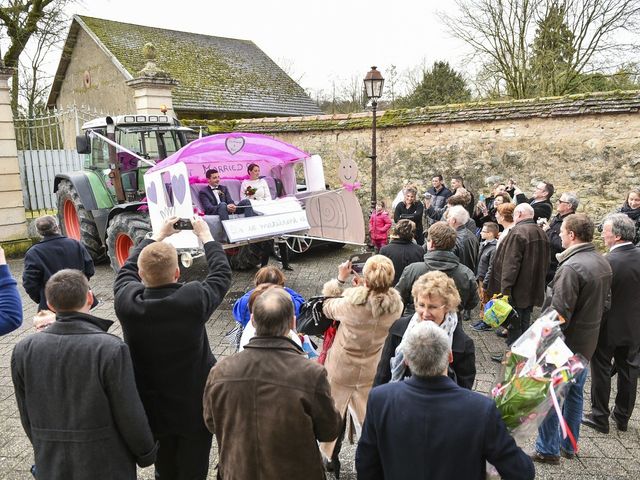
358;322;534;480
513;180;554;222
584;213;640;433
426;174;453;210
379;219;425;285
22;215;95;311
541;191;578;283
114;216;232;480
12;269;157;480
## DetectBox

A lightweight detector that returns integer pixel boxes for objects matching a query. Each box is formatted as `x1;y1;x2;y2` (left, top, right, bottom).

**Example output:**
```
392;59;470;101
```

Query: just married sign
222;211;310;243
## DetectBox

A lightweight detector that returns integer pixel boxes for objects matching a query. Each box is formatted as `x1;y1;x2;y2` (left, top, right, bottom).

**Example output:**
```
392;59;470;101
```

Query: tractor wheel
106;212;151;272
226;243;262;271
56;179;107;263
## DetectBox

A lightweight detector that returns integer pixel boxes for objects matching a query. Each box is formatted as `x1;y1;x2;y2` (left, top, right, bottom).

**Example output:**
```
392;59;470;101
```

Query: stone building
46;15;321;120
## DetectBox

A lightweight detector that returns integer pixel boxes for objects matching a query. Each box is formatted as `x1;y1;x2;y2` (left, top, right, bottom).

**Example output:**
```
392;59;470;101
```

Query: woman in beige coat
319;254;404;477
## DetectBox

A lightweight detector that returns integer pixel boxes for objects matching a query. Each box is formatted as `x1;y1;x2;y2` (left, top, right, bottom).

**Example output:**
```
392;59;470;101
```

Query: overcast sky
66;0;470;96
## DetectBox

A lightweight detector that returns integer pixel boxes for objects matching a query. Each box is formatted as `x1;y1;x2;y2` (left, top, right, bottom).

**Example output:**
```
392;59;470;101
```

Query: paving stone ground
1;244;638;479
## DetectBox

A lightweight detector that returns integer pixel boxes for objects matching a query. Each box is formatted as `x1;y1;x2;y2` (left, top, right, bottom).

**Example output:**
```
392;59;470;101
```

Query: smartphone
173;218;194;230
350;252;373;274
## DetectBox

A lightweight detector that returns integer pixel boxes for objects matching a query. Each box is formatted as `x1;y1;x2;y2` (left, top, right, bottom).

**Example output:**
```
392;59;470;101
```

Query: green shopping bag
483;294;512;328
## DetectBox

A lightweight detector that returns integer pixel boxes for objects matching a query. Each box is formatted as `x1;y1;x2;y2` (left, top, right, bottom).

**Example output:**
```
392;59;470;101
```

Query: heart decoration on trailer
146;181;158;204
225;137;245;155
171;174;187;204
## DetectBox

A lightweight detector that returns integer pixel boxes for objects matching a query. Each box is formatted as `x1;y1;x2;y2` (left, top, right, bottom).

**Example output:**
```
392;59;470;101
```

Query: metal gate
14;106;110;214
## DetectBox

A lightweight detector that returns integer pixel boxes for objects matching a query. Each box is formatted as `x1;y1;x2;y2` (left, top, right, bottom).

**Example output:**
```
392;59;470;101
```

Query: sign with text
223;211;310;243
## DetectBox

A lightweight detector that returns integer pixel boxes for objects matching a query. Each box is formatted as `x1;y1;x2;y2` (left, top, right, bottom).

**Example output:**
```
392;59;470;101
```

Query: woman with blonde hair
374;270;476;389
319;254;403;477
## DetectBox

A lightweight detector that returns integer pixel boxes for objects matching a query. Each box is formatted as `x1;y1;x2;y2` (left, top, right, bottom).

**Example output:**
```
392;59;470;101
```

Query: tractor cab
75;114;192;203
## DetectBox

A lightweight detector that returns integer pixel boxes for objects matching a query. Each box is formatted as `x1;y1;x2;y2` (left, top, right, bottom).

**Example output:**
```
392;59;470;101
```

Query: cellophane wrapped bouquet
492;309;586;445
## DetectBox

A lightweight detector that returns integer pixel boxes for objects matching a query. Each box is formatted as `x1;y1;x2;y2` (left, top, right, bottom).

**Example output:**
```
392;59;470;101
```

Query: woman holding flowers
240;163;271;201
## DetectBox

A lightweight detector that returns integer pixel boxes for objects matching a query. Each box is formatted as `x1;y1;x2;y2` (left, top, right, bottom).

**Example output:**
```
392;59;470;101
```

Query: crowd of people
1;175;640;479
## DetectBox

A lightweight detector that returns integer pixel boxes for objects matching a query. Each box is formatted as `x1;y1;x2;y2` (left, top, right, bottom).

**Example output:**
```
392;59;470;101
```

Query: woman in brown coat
319;255;404;477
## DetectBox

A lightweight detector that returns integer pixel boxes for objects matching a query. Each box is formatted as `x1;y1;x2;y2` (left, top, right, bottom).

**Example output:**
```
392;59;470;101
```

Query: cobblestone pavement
1;244;638;479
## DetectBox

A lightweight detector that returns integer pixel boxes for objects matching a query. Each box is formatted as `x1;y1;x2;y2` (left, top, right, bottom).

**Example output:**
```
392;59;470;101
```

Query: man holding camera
540;192;579;283
114;216;232;480
513;181;554;222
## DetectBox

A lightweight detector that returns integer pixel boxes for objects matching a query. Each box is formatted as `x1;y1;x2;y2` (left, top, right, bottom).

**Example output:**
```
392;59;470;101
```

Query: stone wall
183;92;640;224
56;28;136;147
0;68;29;246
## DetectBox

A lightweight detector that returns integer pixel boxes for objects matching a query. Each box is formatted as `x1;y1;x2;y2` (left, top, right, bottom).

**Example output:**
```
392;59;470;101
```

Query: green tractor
54;114;193;269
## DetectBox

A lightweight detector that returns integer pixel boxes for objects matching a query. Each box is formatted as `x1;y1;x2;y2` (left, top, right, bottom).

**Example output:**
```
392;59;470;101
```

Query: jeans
535;367;589;456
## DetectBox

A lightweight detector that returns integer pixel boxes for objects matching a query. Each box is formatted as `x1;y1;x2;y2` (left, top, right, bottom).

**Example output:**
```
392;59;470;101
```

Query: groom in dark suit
199;168;237;220
583;213;640;433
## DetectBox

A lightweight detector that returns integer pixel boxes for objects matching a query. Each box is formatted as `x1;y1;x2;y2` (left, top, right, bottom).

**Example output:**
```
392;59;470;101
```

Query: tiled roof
180;90;640;133
49;15;322;117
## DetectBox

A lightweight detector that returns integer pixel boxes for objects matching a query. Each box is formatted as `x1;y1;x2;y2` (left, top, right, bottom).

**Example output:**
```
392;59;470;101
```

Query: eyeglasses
417;303;447;313
557;200;570;204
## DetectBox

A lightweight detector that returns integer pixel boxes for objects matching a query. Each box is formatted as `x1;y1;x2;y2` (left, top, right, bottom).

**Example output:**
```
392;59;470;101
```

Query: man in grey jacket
533;214;612;464
397;222;479;316
12;269;156;480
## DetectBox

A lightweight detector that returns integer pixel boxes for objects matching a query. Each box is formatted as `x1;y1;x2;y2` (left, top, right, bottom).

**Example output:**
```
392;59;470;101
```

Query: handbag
297;296;339;336
483;294;513;328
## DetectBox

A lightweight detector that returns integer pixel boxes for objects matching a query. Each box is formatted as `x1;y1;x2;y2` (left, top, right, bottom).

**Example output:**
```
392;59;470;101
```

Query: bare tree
0;0;69;114
441;0;640;99
275;56;305;85
559;0;640;93
17;4;67;117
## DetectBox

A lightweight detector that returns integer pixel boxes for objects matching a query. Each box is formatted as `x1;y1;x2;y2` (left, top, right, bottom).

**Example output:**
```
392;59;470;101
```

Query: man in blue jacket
22;215;94;311
0;246;22;335
356;321;534;480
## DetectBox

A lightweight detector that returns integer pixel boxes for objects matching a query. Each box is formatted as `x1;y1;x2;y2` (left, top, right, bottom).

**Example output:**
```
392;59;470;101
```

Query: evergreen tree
530;2;576;96
401;61;471;107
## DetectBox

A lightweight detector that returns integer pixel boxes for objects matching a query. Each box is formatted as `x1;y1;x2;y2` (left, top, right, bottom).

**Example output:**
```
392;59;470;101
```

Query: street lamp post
363;66;384;212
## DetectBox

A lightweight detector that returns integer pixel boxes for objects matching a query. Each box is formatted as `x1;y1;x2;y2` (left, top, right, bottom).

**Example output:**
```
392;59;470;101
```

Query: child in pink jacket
369;200;392;252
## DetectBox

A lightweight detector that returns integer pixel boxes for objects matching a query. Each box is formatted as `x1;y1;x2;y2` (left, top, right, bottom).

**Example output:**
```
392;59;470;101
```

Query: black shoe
282;265;294;271
496;328;508;338
581;413;609;434
611;412;628;432
490;353;504;363
530;450;560;465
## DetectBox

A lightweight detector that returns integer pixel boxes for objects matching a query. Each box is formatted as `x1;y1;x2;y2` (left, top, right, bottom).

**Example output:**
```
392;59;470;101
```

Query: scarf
389;311;458;382
620;203;640;221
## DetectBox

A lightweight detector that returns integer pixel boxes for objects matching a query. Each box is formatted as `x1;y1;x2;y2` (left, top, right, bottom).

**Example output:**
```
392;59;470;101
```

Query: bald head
252;287;295;337
514;203;534;223
35;215;60;237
